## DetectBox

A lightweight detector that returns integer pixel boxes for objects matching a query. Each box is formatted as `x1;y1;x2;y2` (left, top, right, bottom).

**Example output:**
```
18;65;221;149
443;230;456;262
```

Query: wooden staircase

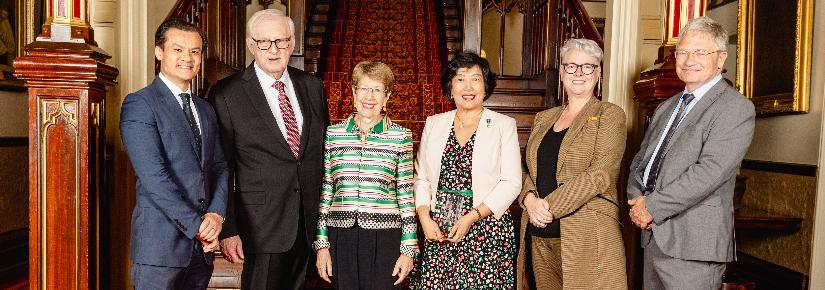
485;76;550;149
440;0;464;59
304;0;335;76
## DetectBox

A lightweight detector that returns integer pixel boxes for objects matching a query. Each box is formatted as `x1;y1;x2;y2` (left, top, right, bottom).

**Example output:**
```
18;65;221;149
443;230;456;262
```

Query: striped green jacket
313;115;418;257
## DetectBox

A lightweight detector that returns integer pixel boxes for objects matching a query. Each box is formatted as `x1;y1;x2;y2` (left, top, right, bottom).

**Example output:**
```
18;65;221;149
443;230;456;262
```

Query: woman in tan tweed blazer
516;39;627;290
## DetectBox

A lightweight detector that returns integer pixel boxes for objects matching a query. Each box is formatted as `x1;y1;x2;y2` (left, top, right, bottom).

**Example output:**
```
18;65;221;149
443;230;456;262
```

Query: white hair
560;38;603;63
246;9;295;39
678;17;728;51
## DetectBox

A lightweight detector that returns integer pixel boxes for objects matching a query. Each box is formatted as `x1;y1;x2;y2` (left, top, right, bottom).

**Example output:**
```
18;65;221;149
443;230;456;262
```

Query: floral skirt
411;194;516;289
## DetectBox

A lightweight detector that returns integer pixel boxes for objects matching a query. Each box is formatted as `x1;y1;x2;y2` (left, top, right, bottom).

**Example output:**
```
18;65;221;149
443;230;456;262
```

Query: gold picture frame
1;0;44;91
736;0;813;116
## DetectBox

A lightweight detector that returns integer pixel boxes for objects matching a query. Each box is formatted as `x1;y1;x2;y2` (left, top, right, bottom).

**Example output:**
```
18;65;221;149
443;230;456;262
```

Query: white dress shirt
254;63;304;139
158;72;201;134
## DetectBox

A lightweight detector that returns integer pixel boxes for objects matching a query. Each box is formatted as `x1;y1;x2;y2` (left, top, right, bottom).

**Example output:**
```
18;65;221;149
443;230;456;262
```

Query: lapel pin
486;118;491;128
587;116;600;123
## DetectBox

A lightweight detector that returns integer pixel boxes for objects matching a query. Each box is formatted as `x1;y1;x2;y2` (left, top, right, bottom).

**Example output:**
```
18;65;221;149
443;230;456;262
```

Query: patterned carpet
322;0;454;140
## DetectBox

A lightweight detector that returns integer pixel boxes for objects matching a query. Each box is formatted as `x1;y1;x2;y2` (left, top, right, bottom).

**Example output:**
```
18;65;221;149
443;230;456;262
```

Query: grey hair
677;16;728;51
560;38;603;63
246;9;295;39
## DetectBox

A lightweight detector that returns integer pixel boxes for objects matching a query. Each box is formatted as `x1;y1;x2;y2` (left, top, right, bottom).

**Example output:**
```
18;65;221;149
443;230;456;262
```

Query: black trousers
132;242;214;290
241;224;311;290
329;226;405;290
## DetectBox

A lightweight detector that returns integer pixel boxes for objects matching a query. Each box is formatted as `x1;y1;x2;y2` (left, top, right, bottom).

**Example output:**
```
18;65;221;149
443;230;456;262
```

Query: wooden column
633;0;705;121
13;0;118;289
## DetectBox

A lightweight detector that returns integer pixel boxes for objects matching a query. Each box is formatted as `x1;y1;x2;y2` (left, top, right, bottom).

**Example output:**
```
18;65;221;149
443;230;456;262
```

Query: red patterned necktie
273;80;301;158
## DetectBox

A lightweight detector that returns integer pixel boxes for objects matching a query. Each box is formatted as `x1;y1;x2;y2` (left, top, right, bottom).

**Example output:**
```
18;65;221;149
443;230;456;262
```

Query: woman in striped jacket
313;61;417;289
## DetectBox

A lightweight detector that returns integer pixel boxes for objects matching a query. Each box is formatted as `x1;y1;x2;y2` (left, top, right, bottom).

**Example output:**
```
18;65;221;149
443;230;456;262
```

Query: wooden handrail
559;0;603;47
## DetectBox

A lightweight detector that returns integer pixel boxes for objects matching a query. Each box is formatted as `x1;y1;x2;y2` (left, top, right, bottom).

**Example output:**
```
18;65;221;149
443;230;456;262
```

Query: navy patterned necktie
180;93;202;161
644;93;695;193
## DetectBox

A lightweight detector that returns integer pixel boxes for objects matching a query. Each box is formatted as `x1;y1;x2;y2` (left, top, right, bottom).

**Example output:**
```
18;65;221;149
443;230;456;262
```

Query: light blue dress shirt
641;74;724;186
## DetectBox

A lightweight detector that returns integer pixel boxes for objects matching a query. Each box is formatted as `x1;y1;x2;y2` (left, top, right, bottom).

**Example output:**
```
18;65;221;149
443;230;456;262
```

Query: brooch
586;116;600;123
485;118;491;128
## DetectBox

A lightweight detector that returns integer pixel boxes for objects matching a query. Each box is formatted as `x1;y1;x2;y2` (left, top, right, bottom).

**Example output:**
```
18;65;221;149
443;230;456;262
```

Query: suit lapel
289;67;313;159
194;97;211;166
241;64;294;155
660;80;726;157
526;108;562;182
472;108;494;170
151;78;202;166
638;95;680;171
557;97;600;172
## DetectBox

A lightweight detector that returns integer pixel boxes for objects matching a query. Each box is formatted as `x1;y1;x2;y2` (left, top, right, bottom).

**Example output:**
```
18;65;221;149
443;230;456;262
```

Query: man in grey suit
121;19;228;289
627;17;755;290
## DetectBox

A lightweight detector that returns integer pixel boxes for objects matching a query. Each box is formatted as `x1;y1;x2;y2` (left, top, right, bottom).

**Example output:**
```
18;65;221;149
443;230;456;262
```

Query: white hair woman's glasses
561;62;599;75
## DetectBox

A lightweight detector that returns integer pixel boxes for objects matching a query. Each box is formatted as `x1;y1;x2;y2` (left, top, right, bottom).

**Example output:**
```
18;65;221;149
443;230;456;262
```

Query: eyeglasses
252;37;291;50
561;63;599;75
354;86;388;96
673;49;722;60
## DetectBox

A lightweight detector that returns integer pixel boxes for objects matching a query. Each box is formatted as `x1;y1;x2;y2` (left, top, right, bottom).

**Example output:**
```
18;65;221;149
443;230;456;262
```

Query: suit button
297;161;301;166
294;188;300;193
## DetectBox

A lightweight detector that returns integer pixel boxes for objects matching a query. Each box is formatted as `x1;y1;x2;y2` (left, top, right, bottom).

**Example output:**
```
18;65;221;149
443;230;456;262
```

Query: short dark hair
441;51;497;101
154;19;208;48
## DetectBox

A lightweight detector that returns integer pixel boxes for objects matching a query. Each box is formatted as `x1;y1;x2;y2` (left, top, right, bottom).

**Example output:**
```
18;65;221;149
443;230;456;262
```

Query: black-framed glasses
673;49;722;60
354;86;388;96
561;63;599;75
252;37;291;50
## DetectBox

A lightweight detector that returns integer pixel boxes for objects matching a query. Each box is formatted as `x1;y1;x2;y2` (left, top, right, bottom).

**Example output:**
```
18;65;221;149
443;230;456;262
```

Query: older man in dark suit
120;19;228;290
210;9;329;290
627;17;755;290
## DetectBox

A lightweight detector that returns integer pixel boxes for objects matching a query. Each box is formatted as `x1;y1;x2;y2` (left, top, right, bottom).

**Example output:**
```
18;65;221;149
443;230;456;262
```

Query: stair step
443;8;459;17
314;3;330;12
308;25;326;33
312;14;328;22
496;76;549;90
208;257;242;288
486;92;545;107
306;37;324;46
445;30;462;38
444;18;460;26
488;108;548;128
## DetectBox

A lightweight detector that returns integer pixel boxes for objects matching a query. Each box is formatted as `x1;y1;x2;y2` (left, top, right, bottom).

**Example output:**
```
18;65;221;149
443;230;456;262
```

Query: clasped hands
420;211;479;243
523;192;554;228
197;212;224;253
628;196;653;230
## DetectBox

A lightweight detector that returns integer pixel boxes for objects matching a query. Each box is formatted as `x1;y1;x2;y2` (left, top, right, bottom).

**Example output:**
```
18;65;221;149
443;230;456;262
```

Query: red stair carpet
323;0;454;139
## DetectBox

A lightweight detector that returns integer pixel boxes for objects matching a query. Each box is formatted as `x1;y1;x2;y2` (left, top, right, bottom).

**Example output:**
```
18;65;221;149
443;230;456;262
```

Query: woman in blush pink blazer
411;52;522;289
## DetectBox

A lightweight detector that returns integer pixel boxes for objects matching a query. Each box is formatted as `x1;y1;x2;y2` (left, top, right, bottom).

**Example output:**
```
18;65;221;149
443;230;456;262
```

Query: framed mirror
736;0;813;116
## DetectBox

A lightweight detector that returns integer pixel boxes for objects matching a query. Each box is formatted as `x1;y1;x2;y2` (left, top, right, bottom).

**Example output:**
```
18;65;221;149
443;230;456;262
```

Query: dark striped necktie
644;93;695;193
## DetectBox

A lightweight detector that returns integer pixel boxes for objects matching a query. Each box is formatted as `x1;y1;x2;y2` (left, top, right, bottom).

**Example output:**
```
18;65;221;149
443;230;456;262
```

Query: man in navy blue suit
120;19;228;290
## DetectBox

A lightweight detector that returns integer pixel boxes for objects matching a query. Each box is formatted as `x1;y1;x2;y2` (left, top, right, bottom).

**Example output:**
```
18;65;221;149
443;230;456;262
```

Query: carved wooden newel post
13;0;118;289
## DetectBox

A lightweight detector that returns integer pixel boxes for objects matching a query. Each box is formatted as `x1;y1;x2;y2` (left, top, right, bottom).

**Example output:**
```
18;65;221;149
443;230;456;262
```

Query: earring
596;78;602;98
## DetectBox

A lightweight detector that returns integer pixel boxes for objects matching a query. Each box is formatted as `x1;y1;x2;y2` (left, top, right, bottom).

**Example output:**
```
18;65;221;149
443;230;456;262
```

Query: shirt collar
254;62;292;88
157;72;192;97
683;74;723;101
345;114;390;134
